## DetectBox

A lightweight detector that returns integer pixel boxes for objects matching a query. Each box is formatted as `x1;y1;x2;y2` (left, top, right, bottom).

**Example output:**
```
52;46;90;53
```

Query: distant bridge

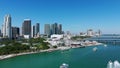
85;35;120;45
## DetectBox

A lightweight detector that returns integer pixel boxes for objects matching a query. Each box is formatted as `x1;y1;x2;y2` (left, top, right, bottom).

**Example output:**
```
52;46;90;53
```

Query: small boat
104;44;107;47
107;60;113;68
93;47;98;51
107;60;120;68
60;63;69;68
60;47;70;51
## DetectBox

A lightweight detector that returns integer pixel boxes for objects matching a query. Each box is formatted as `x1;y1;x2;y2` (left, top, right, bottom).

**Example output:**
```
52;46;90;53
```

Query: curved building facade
3;14;12;38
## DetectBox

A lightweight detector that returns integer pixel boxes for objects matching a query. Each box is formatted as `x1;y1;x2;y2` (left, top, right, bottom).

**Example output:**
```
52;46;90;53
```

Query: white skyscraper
3;14;12;38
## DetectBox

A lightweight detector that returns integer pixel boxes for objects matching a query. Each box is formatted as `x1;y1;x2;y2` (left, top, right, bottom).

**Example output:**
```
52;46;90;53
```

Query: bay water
0;44;120;68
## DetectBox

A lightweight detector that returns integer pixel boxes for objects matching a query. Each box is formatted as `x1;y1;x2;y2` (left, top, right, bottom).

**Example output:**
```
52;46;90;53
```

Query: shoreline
0;43;103;60
0;48;60;60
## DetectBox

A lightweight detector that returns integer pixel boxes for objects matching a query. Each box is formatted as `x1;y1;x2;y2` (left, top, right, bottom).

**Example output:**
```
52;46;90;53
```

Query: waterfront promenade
0;42;102;60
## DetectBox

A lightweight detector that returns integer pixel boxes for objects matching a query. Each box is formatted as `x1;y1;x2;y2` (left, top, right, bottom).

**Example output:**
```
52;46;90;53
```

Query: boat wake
107;60;120;68
60;63;69;68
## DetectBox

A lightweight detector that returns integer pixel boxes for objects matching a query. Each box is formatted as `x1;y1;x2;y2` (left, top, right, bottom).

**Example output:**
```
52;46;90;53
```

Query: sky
0;0;120;34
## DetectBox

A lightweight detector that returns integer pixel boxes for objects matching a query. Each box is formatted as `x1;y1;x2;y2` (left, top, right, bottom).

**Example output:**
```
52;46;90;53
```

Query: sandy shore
0;48;61;60
0;43;103;60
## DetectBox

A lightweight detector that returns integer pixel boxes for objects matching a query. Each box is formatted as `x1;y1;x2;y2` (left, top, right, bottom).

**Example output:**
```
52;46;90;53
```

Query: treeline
0;42;30;55
0;38;50;55
29;38;50;50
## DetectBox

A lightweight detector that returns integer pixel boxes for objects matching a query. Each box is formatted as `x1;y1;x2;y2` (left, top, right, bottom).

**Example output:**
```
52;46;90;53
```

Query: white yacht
104;44;107;47
107;60;113;68
107;60;120;68
60;63;69;68
93;47;98;51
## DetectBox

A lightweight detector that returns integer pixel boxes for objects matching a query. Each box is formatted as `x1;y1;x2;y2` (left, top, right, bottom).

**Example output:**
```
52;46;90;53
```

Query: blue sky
0;0;120;34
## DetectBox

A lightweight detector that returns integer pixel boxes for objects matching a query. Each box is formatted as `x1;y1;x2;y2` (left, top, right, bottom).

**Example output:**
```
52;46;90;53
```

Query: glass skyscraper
22;19;31;36
44;24;51;36
45;23;62;37
35;23;40;35
32;25;35;37
12;27;19;39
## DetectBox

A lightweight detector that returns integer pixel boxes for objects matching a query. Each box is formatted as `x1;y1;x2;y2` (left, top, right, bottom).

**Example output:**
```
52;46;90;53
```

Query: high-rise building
32;25;35;37
87;29;94;36
54;23;58;34
0;25;3;36
12;27;19;39
95;29;102;36
51;24;55;34
20;27;22;36
35;23;40;35
0;29;1;36
98;29;102;35
50;23;62;35
58;24;62;34
51;23;58;34
22;19;31;36
1;25;3;35
44;24;51;36
3;14;12;38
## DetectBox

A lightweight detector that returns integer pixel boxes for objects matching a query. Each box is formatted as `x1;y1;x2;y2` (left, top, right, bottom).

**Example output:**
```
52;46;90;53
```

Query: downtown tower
2;14;12;39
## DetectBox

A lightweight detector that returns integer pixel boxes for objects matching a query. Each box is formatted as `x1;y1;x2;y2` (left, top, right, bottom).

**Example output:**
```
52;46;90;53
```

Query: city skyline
0;0;120;34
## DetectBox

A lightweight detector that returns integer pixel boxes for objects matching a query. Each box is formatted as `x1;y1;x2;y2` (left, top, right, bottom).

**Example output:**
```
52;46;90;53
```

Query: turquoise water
0;44;120;68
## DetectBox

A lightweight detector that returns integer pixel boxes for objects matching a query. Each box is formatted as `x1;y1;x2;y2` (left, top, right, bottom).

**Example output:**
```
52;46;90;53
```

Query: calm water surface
0;44;120;68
